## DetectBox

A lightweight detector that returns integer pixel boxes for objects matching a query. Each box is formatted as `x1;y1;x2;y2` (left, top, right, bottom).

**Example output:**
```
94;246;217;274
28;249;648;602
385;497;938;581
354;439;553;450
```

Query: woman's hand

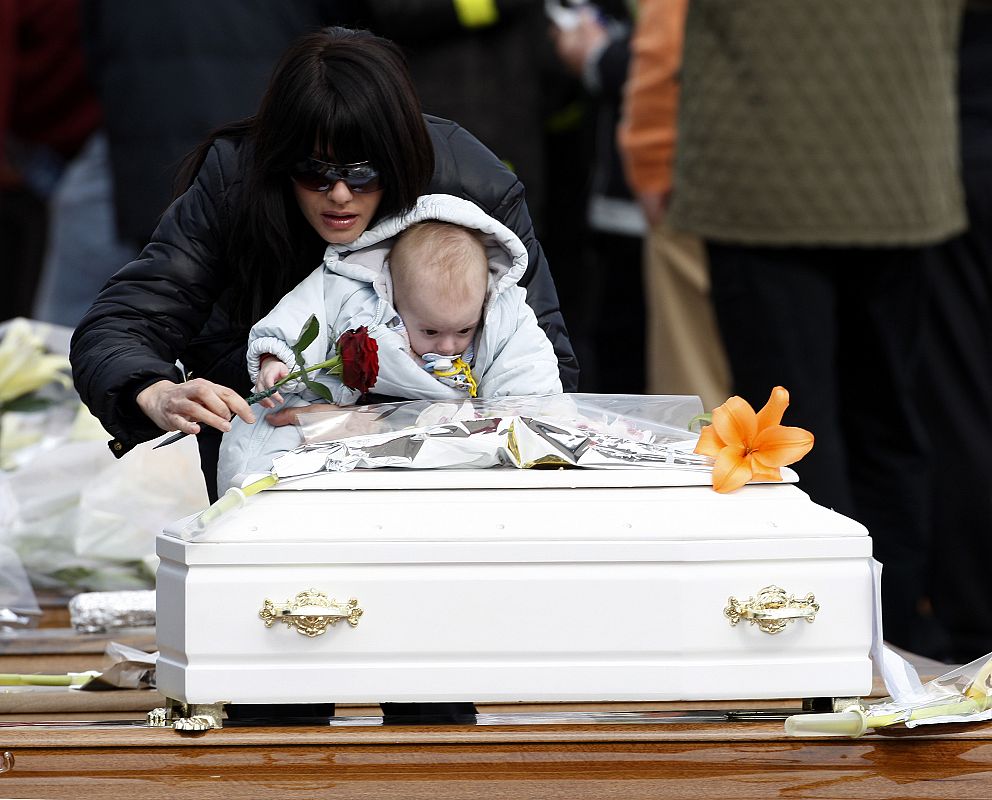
266;402;332;427
136;379;255;435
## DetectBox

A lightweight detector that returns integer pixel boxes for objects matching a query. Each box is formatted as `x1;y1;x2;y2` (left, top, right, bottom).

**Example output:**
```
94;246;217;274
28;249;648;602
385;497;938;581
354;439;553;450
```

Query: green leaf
308;382;335;403
688;413;713;433
297;368;333;403
298;368;317;392
2;394;53;413
295;314;320;353
300;367;320;394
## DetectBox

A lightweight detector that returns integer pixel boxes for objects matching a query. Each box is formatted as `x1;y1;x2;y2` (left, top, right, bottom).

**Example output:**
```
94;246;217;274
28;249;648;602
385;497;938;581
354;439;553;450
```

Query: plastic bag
75;434;208;563
785;650;992;737
298;393;705;445
0;543;41;629
3;408;208;595
268;394;708;479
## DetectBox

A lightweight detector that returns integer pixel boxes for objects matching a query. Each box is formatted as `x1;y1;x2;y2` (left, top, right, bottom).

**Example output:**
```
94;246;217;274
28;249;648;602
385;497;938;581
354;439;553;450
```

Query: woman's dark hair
179;27;434;326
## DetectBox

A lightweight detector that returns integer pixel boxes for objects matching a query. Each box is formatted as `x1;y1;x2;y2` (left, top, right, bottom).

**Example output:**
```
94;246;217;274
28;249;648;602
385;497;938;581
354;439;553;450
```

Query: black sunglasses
290;158;382;193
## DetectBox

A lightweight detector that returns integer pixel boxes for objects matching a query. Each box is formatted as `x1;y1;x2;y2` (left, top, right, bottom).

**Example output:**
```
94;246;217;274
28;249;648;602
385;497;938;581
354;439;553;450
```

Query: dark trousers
225;702;478;724
571;230;646;394
921;171;992;663
707;243;935;653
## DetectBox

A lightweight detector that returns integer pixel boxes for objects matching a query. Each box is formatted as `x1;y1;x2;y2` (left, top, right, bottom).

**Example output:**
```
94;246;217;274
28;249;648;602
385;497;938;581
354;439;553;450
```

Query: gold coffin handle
259;589;363;637
725;584;819;635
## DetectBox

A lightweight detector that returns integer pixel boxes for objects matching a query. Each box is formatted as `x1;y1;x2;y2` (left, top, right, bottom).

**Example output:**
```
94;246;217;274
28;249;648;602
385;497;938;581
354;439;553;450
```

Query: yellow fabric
453;0;499;28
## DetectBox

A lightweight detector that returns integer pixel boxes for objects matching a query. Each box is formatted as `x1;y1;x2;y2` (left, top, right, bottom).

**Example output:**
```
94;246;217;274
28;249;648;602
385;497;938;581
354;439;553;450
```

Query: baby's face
398;289;483;358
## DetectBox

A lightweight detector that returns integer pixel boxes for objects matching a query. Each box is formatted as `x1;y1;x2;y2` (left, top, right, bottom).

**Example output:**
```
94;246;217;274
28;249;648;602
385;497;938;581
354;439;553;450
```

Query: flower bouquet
1;320;208;599
786;651;992;737
0;318;73;469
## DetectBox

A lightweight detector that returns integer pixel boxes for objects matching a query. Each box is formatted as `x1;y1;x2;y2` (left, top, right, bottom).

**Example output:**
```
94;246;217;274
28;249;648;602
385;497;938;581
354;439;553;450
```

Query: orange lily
693;386;814;493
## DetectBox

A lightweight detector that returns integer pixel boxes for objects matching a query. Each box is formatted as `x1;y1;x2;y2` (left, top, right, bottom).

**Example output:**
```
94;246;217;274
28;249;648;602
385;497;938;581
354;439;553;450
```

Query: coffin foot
146;699;225;732
174;703;225;732
146;697;187;727
802;697;864;714
146;706;171;727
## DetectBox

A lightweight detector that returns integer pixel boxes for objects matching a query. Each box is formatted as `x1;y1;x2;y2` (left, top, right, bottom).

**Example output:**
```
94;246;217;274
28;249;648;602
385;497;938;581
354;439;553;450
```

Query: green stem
867;697;986;729
243;355;342;406
0;671;100;686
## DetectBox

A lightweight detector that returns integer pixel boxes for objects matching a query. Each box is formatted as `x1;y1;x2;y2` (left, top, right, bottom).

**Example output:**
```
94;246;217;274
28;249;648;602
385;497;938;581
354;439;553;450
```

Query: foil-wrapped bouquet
266;394;711;480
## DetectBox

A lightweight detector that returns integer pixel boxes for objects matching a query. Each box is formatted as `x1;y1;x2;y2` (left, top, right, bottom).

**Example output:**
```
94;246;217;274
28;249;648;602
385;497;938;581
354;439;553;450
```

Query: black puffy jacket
70;115;578;495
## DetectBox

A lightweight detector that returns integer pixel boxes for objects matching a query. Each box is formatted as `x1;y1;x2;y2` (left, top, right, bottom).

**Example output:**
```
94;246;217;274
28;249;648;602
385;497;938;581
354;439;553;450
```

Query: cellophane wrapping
272;393;709;478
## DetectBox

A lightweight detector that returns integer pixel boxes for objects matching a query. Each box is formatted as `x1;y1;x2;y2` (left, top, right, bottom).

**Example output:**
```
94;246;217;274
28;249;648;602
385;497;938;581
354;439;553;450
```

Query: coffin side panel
155;555;873;704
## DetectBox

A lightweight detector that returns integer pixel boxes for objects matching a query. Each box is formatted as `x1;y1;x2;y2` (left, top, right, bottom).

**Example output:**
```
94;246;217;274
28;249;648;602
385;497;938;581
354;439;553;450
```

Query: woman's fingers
214;385;255;424
136;379;255;433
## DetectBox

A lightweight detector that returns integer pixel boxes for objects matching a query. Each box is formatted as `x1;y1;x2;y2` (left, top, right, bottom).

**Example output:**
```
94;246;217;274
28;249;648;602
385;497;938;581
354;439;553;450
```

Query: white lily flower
0;319;71;406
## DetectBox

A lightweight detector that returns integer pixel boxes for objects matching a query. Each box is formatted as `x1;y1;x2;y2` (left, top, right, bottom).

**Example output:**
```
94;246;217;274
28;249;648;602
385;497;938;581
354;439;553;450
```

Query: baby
257;220;489;399
217;194;562;490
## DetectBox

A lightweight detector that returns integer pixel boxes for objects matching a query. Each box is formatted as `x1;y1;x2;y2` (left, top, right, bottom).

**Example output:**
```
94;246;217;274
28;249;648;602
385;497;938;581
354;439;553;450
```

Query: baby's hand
256;356;289;408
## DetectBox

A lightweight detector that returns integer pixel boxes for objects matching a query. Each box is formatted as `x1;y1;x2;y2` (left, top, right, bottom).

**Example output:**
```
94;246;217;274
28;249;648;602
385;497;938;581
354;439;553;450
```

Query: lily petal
752;424;815;468
693;423;725;457
750;461;784;483
711;396;757;449
755;386;789;430
712;445;753;494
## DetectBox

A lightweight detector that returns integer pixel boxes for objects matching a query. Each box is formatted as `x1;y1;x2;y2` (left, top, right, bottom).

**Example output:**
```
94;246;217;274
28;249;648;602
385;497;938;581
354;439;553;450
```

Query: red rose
337;326;379;394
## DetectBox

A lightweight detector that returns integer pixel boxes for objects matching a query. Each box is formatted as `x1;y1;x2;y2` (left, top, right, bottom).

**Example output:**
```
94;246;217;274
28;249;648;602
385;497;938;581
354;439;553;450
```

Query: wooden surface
1;616;983;798
0;626;156;674
4;714;992;799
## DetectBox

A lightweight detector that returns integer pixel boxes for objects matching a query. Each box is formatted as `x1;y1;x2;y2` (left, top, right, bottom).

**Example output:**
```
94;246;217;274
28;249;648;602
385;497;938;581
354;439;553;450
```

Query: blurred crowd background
1;1;990;665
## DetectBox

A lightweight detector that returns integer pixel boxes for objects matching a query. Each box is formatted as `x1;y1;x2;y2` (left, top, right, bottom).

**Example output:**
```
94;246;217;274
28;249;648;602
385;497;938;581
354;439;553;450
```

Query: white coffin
156;469;874;705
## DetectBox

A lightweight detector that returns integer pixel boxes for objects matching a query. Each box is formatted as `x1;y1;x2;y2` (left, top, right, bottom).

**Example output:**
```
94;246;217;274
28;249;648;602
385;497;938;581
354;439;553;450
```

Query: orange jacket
617;0;687;195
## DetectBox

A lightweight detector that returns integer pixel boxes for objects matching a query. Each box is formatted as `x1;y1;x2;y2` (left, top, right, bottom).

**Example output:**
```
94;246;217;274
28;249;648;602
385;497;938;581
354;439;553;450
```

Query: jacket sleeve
248;266;380;407
69;139;236;453
476;287;564;397
426;116;580;391
617;0;687;195
246;266;329;388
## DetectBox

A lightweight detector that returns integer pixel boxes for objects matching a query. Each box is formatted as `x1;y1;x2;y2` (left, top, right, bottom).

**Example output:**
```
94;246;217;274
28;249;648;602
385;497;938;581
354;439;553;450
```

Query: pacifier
421;353;460;373
421;352;478;397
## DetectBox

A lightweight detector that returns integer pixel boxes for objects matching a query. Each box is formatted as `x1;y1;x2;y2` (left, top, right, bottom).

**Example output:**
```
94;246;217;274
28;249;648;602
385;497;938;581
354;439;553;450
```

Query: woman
70;27;577;502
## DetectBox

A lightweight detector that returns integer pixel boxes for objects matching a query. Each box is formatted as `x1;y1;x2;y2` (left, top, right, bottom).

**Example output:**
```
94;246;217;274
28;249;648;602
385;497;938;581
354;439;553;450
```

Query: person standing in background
617;0;730;410
0;0;101;322
921;0;992;664
356;1;588;388
32;1;352;328
668;0;966;657
81;0;353;249
550;2;647;393
358;0;557;236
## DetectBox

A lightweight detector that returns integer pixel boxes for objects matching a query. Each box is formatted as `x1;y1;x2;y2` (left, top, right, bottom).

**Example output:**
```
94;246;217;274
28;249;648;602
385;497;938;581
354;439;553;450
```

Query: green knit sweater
668;0;967;246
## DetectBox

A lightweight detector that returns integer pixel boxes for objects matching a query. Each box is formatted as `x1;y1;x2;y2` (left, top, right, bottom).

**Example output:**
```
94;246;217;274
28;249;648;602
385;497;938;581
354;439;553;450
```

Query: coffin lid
161;467;869;550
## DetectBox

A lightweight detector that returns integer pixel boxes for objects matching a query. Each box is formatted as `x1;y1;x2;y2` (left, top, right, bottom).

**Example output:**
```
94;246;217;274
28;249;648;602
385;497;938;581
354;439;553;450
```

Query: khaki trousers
643;221;730;411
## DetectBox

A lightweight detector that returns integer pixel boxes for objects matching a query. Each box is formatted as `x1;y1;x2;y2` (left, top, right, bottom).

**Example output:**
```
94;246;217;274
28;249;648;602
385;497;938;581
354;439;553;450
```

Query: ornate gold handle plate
725;584;819;635
259;589;363;637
